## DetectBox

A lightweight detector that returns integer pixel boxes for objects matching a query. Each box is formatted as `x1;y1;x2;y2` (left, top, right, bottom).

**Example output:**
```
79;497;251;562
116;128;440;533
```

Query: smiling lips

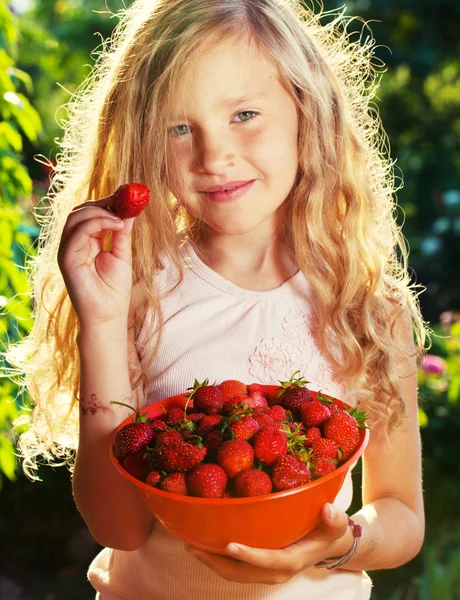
202;180;255;203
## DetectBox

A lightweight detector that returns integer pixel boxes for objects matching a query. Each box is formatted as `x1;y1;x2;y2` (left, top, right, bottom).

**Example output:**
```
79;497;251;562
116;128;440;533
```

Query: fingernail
328;504;337;520
227;543;240;555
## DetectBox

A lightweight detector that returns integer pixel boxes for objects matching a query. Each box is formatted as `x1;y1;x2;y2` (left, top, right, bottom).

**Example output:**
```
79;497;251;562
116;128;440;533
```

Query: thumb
319;504;350;541
110;217;134;265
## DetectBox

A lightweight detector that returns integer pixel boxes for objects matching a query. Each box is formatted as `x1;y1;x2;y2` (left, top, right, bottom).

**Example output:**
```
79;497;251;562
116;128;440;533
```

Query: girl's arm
332;305;425;570
57;199;155;551
72;324;155;551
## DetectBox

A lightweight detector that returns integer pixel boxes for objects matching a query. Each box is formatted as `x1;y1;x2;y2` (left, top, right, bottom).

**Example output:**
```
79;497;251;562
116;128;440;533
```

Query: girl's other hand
184;503;353;584
57;198;134;329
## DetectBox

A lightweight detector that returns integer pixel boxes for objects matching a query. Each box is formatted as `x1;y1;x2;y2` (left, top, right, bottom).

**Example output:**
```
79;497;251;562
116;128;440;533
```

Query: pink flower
421;354;447;375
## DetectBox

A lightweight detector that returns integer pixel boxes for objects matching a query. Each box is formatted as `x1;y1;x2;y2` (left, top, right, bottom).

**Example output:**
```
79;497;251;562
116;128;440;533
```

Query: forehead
167;34;286;117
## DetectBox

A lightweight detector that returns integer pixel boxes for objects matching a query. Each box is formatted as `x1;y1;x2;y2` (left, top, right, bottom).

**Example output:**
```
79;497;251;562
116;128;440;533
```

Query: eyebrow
219;93;269;108
169;93;269;121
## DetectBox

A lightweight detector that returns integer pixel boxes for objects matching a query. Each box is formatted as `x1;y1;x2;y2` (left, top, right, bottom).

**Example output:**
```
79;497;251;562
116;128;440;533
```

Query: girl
8;0;427;598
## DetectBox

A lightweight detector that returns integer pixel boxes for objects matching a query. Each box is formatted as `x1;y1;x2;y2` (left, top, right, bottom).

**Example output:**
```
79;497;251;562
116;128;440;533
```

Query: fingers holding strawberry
58;183;150;328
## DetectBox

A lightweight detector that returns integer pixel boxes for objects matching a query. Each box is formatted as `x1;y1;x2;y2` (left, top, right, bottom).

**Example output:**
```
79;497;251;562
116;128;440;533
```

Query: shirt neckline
182;242;308;300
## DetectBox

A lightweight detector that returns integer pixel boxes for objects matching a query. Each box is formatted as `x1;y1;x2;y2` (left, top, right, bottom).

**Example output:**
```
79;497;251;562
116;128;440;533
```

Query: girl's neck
193;224;298;292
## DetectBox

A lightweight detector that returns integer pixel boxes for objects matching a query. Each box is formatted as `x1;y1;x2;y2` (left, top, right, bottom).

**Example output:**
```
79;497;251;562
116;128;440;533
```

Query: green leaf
0;257;31;295
447;376;460;405
417;406;429;428
0;4;18;48
0;121;22;153
6;93;42;142
0;155;33;197
0;434;17;482
6;66;34;95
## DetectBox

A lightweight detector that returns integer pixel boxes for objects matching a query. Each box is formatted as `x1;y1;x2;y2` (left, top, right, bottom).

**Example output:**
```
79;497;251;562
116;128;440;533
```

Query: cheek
166;145;189;194
246;124;298;182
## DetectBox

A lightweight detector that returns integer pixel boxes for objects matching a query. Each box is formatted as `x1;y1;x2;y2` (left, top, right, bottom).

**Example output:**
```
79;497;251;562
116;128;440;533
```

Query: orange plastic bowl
110;386;369;554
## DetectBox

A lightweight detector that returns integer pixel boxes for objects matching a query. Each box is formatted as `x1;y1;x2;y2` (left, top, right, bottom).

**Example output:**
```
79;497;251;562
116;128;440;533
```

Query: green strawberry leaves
275;370;311;398
345;406;369;428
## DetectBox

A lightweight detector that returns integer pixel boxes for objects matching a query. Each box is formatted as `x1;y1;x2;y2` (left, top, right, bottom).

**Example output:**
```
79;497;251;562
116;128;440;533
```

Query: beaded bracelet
314;517;363;570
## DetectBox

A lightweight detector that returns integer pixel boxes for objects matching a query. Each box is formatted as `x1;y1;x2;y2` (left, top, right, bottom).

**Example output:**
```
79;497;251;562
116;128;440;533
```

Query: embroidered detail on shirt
249;338;310;384
249;310;347;398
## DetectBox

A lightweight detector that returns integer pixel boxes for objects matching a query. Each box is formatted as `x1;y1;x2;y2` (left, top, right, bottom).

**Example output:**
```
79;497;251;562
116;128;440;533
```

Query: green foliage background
0;0;459;598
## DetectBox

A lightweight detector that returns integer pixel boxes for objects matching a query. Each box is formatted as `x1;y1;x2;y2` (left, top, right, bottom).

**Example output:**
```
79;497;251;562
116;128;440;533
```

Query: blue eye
169;124;190;137
234;111;258;122
168;111;258;137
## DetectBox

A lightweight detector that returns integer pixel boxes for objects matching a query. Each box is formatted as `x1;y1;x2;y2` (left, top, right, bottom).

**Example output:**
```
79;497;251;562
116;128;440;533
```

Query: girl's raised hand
57;198;134;329
184;503;353;584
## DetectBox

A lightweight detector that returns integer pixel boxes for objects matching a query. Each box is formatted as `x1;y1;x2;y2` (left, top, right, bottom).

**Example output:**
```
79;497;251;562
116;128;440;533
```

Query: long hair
5;0;427;478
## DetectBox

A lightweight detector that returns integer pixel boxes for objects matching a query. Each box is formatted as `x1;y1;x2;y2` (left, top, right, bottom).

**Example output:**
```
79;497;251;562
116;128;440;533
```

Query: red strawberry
203;429;223;451
160;472;188;495
191;379;223;415
312;457;337;477
323;410;361;461
156;430;182;445
219;380;247;401
222;394;251;415
122;448;150;480
271;454;311;491
304;427;322;447
181;429;195;442
108;183;150;219
187;464;228;498
253;412;275;429
166;406;185;425
247;383;268;401
311;437;339;461
282;386;313;417
268;405;287;422
196;414;223;436
229;415;260;440
114;422;154;460
234;469;273;497
276;372;313;419
217;439;254;478
301;399;331;427
252;424;288;465
145;470;161;487
186;412;206;423
111;400;156;459
152;419;170;432
246;392;269;411
329;403;341;415
154;438;207;472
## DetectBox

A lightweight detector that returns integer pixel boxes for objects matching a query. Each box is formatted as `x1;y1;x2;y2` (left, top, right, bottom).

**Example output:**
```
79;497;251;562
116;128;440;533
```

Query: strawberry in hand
107;183;151;219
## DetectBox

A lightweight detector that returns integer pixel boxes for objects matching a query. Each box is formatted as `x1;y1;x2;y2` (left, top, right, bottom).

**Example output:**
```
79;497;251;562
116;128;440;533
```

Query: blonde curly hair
5;0;427;479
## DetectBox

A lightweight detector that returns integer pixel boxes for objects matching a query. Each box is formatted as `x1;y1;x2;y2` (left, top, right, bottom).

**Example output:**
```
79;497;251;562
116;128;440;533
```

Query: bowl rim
110;386;370;504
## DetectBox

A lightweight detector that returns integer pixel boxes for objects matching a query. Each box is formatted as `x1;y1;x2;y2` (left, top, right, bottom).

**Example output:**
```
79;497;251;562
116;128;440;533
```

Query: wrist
315;517;363;570
77;323;128;349
324;523;355;561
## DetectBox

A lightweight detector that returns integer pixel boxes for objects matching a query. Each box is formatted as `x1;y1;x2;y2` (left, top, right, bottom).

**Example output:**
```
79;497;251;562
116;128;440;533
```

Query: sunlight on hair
3;0;428;477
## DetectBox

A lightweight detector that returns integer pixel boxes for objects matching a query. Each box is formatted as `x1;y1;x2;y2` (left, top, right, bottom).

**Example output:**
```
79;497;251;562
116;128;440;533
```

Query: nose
194;129;235;174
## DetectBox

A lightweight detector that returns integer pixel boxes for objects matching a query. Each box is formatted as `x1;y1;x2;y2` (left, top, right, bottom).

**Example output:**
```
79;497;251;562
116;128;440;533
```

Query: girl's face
165;35;299;237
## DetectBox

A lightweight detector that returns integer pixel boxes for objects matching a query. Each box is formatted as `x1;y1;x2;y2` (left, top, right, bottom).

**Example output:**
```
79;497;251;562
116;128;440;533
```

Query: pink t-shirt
87;243;373;599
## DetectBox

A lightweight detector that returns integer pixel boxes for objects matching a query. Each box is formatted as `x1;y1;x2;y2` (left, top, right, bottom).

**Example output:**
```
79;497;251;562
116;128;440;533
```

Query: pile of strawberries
113;372;367;499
